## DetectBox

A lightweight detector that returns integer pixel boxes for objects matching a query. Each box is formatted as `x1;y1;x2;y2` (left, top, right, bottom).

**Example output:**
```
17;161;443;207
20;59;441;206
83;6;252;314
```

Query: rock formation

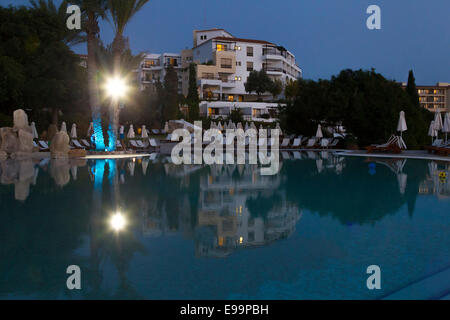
50;131;70;159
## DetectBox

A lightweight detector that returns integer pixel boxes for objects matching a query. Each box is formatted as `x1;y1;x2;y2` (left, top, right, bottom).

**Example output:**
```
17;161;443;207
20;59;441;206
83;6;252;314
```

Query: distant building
401;82;450;113
137;53;183;93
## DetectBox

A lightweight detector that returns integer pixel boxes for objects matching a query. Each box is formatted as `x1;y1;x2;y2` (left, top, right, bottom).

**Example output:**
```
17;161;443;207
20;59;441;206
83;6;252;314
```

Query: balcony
142;63;161;69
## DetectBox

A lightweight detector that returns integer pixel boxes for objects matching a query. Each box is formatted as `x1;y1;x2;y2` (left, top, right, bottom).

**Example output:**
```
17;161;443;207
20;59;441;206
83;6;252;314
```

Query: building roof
212;36;274;45
195;28;228;33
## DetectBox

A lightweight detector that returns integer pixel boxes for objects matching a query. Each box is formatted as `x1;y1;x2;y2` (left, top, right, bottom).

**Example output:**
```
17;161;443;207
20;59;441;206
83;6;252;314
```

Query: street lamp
105;76;127;99
104;76;128;152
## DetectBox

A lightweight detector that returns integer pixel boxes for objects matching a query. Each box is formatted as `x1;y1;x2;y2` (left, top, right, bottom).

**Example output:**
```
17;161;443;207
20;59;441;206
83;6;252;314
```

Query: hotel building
182;28;302;122
137;28;302;122
137;52;183;93
401;82;450;113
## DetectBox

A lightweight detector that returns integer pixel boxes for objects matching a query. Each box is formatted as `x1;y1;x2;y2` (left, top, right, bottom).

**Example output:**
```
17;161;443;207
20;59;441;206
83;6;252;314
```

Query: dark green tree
279;69;433;148
186;63;200;121
161;65;180;122
244;70;273;100
406;70;420;107
269;79;283;100
228;108;244;124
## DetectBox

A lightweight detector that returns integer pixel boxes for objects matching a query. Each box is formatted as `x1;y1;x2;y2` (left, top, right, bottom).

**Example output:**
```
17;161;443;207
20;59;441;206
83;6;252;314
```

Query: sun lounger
306;138;317;148
129;140;144;150
136;140;146;149
280;138;290;149
81;139;91;149
291;138;302;149
366;135;403;154
149;138;160;150
38;140;50;151
152;129;160;135
424;139;445;153
320;139;329;148
71;139;85;149
435;147;450;156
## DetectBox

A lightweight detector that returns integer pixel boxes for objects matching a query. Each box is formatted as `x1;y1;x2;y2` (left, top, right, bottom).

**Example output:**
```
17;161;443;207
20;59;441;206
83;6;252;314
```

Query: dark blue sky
2;0;449;83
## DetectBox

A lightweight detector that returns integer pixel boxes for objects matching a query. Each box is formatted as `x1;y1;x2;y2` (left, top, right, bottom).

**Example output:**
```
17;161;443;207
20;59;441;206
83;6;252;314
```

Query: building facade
402;82;450;113
138;53;183;93
181;28;302;121
137;28;302;122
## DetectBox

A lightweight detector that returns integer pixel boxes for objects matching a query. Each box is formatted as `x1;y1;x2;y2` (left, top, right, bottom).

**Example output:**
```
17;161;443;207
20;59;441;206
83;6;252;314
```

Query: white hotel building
138;53;183;93
138;28;302;122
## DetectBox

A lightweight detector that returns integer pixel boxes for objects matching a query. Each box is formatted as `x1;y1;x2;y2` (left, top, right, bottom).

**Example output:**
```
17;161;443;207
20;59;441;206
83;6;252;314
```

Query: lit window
239;237;243;244
217;44;228;51
234;76;241;81
228;95;234;102
218;237;224;246
235;46;241;51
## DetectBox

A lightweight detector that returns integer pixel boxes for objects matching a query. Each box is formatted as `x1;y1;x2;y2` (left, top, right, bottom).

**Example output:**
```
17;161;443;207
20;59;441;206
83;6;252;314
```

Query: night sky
2;0;449;84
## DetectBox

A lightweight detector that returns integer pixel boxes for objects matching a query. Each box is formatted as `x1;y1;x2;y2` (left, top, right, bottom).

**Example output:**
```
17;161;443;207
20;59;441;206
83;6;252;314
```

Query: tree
186;63;200;121
107;0;150;150
406;70;420;107
279;69;433;148
285;79;299;101
0;5;86;133
67;0;108;150
161;65;180;122
269;78;283;100
228;108;244;124
244;70;273;99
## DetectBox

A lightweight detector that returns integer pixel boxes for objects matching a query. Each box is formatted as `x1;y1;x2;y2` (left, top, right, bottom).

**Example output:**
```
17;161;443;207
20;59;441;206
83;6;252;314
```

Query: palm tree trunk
108;34;125;151
87;13;105;151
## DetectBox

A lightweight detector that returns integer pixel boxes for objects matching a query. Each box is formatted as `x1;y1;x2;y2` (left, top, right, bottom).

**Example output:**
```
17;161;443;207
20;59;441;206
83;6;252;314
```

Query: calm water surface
0;152;449;299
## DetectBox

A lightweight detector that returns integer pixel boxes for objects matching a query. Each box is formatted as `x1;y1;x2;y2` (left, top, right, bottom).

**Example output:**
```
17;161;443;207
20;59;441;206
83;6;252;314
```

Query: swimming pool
0;152;449;299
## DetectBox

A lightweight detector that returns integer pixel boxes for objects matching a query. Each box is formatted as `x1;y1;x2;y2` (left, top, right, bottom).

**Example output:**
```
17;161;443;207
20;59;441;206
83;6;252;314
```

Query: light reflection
110;212;127;232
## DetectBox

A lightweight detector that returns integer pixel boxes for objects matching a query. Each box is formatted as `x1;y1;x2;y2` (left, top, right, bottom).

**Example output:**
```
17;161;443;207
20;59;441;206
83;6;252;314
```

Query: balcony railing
263;48;287;58
263;67;283;73
200;76;235;83
142;63;161;68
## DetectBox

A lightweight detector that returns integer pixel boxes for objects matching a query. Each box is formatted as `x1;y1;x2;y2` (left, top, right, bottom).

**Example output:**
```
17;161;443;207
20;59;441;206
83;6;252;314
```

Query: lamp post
105;77;127;151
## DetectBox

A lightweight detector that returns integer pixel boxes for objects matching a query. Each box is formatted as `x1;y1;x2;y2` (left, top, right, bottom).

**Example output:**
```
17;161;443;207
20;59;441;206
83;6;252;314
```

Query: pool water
0;153;449;300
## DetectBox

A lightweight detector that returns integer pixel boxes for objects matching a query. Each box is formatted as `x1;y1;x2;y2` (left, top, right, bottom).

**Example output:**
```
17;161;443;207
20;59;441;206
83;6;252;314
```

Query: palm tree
69;0;108;151
106;0;150;150
29;0;84;46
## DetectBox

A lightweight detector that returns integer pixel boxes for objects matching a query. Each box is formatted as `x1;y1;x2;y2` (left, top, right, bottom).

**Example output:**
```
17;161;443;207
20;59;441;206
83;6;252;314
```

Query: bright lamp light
110;212;127;232
105;77;127;99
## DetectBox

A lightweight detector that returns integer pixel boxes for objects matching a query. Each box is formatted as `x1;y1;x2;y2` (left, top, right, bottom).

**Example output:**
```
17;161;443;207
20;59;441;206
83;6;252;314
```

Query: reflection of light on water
110;212;127;232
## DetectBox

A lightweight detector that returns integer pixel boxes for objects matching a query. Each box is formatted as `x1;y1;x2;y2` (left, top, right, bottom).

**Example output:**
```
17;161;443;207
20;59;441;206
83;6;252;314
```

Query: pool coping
335;150;450;162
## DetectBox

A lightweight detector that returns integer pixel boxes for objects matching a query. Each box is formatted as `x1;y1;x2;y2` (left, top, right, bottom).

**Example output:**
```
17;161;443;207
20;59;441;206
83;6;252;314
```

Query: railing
200;76;236;83
142;63;161;68
263;67;283;73
263;48;287;58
